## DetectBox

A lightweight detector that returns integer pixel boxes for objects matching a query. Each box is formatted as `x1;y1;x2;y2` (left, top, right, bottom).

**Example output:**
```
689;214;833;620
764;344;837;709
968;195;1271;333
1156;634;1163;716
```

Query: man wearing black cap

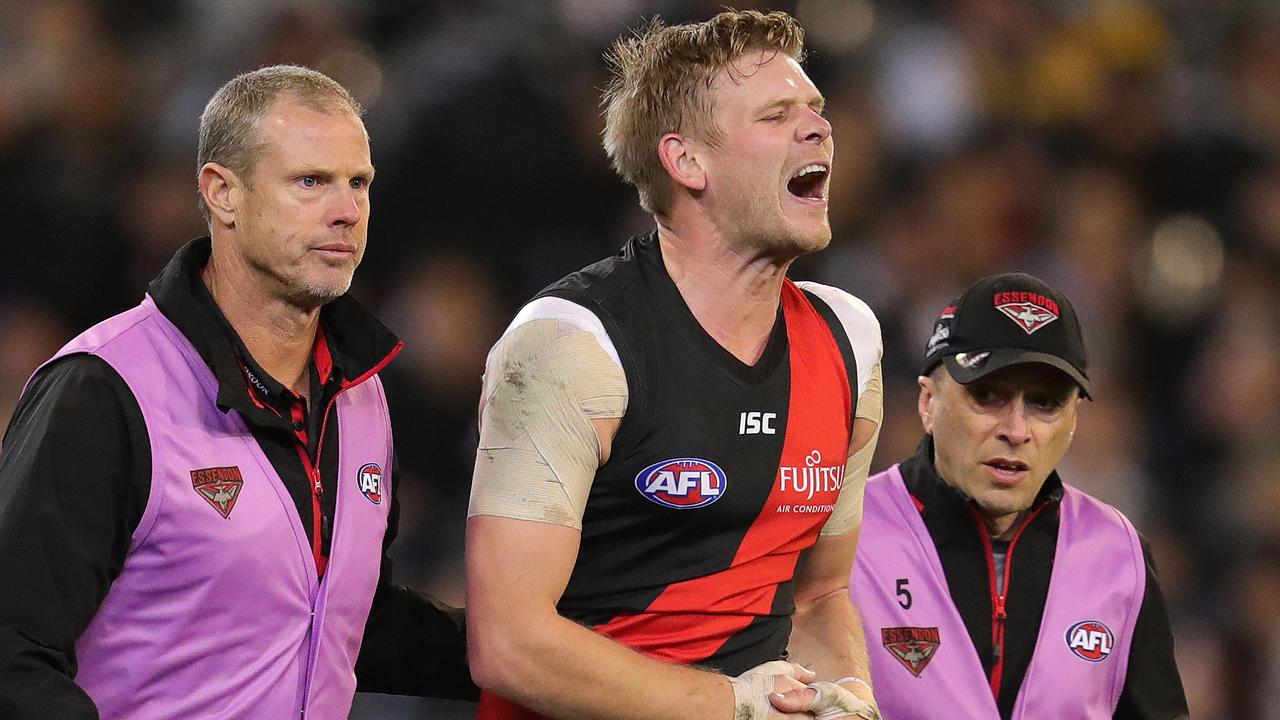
849;272;1188;719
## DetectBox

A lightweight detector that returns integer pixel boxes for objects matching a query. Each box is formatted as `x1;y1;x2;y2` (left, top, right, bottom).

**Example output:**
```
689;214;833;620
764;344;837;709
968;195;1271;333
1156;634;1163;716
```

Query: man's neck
202;254;319;398
656;221;792;366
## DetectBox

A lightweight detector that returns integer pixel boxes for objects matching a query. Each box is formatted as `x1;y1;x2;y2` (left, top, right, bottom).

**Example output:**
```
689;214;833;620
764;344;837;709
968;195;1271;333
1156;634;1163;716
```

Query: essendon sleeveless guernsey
478;233;861;719
852;465;1145;719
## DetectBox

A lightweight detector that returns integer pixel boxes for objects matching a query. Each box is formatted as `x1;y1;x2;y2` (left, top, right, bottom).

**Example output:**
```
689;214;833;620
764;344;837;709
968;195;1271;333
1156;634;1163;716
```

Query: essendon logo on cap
191;466;244;519
882;626;940;677
994;292;1060;335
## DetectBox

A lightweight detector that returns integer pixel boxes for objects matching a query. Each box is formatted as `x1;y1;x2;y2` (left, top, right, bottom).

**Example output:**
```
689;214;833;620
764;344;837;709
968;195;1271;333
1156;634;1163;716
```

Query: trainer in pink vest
852;464;1145;719
35;294;393;720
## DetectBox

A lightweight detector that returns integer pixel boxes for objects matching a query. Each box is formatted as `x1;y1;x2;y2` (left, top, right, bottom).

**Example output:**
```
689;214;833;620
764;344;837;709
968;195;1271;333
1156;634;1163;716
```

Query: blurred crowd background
2;0;1277;715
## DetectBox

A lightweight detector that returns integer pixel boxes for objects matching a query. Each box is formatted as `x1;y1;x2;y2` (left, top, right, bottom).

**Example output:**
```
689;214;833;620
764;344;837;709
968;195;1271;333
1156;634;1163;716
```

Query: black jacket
899;437;1189;720
0;239;477;720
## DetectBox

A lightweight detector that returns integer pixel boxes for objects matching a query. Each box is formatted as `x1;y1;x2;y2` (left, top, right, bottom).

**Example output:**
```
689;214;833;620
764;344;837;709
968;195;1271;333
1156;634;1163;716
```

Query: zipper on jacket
313;394;339;553
969;502;1049;702
293;393;342;579
299;339;402;579
292;443;327;577
295;393;341;719
297;342;400;578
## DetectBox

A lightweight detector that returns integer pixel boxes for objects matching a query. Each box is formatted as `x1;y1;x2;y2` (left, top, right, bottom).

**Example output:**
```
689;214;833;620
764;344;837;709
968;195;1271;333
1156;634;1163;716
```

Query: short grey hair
196;64;363;222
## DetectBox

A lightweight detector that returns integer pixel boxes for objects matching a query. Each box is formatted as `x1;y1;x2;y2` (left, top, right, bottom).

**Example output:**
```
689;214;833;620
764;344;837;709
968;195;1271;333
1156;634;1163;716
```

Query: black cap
922;271;1091;398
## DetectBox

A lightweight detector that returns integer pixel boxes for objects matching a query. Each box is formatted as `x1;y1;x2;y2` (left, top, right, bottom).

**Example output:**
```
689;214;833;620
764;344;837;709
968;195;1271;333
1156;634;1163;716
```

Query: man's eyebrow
290;165;377;178
752;98;787;114
753;94;826;115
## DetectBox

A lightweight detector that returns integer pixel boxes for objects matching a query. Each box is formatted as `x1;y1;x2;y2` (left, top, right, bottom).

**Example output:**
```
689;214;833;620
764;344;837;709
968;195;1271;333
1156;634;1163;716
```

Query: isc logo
739;411;777;435
634;458;727;509
1065;620;1114;662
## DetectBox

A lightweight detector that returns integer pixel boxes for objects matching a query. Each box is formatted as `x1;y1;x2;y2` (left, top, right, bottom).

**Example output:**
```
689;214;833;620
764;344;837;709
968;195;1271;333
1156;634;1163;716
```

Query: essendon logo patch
882;626;941;677
1066;620;1114;662
191;466;244;519
634;458;726;509
357;463;383;504
994;292;1060;335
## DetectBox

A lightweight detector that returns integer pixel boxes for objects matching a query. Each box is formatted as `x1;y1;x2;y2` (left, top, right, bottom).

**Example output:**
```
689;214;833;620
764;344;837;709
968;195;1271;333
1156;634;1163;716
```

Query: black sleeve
354;454;478;700
0;355;150;720
1113;539;1190;720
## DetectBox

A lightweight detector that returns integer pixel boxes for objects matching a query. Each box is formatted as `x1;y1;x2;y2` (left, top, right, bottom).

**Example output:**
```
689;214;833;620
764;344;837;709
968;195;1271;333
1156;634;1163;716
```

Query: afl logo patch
635;458;726;509
1066;620;1114;662
357;463;383;505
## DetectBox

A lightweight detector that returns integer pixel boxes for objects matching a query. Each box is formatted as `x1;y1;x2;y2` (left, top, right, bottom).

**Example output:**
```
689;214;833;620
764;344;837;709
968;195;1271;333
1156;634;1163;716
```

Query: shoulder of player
537;243;645;310
794;281;882;356
492;297;620;366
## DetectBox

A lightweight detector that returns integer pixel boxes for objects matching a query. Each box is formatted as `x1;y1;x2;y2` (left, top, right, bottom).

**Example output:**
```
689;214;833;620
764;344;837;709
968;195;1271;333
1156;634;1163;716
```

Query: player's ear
657;133;706;192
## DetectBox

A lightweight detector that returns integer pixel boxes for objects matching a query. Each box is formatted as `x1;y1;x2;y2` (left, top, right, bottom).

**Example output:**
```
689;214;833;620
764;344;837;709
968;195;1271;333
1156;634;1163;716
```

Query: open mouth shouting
787;162;829;204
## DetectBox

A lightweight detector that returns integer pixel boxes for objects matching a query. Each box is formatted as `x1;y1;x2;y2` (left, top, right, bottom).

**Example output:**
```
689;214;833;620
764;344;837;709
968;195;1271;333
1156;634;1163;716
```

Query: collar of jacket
147;237;403;425
899;435;1064;546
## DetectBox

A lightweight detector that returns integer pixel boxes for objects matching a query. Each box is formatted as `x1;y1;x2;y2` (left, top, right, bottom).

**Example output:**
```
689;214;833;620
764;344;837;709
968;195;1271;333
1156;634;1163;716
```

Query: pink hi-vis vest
36;295;393;720
851;464;1146;719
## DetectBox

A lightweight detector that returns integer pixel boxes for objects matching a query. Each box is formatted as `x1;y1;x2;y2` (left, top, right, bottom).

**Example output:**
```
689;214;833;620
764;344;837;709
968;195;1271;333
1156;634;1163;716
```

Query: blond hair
601;10;805;216
196;65;363;222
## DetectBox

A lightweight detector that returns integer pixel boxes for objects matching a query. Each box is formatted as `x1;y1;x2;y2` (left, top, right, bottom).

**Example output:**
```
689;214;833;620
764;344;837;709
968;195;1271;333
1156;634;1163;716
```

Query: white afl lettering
645;468;716;497
1090;630;1112;654
646;470;720;497
634;458;728;510
645;471;678;495
675;470;700;496
1069;628;1112;654
699;471;721;496
1065;620;1116;662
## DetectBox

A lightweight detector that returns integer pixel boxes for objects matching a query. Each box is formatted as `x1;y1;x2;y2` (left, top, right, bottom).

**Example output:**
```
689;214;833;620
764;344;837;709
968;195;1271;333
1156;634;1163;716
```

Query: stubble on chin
771;196;833;257
287;273;352;308
256;257;354;310
717;185;831;258
793;224;833;255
